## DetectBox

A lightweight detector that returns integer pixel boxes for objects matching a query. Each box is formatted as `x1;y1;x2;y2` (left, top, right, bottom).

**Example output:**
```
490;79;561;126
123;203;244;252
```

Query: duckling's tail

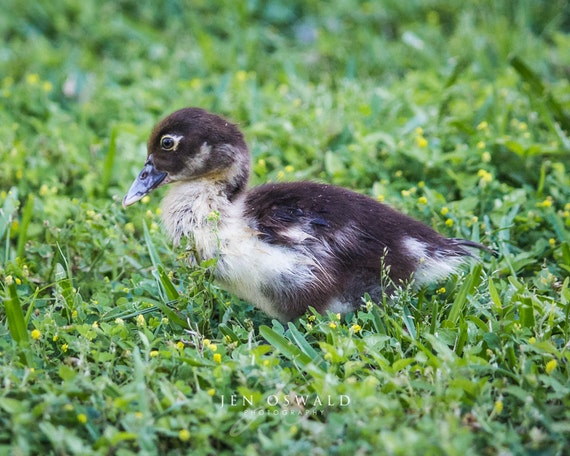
451;238;498;257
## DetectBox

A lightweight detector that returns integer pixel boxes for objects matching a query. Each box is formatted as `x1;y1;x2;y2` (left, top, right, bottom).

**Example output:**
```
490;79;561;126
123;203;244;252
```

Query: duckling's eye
160;136;176;150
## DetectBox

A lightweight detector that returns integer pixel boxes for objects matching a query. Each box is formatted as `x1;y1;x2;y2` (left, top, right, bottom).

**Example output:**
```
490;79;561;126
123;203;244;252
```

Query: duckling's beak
123;155;168;208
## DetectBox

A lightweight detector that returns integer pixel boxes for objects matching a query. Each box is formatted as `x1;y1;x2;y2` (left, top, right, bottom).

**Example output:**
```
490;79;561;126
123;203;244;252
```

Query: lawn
1;1;570;454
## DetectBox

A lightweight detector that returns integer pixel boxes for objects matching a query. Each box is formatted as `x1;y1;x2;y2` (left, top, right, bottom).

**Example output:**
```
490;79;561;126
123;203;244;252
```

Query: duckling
123;107;489;321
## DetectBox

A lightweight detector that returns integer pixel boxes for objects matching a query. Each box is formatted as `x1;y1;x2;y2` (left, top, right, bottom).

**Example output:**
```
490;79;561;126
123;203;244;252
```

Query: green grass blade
100;126;118;196
402;305;417;340
0;187;19;240
488;277;503;316
259;325;314;368
561;242;570;274
447;282;470;324
24;287;40;325
563;278;570;342
143;221;162;269
5;282;29;346
218;323;240;343
286;322;319;360
156;265;179;301
153;300;188;329
1;188;19;263
430;299;439;334
520;297;536;328
447;265;482;325
16;194;34;259
154;301;188;328
54;262;75;317
455;320;468;356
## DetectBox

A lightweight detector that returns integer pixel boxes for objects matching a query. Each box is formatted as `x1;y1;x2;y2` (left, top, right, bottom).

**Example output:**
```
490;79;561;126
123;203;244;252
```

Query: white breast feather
160;180;319;319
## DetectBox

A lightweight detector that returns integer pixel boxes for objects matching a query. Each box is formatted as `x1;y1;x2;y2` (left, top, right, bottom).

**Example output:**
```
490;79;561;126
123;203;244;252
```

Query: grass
1;0;570;454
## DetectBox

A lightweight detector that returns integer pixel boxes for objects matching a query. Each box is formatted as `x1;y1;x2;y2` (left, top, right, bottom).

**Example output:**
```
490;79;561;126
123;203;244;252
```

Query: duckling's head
123;107;250;207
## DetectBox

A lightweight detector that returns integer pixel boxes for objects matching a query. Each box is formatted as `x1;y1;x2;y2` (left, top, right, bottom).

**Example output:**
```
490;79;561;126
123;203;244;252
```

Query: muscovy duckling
123;107;488;321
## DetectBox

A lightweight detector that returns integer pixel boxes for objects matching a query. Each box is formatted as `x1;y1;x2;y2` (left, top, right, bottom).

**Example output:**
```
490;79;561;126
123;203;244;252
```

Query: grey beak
122;156;168;208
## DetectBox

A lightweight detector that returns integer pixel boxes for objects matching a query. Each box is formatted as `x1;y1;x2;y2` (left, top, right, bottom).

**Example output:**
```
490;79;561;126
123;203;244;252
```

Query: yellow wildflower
26;74;40;85
189;78;202;89
493;400;503;414
179;429;191;442
213;353;222;363
537;198;553;208
31;329;41;340
77;414;88;424
416;136;428;148
477;169;493;185
545;359;557;374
